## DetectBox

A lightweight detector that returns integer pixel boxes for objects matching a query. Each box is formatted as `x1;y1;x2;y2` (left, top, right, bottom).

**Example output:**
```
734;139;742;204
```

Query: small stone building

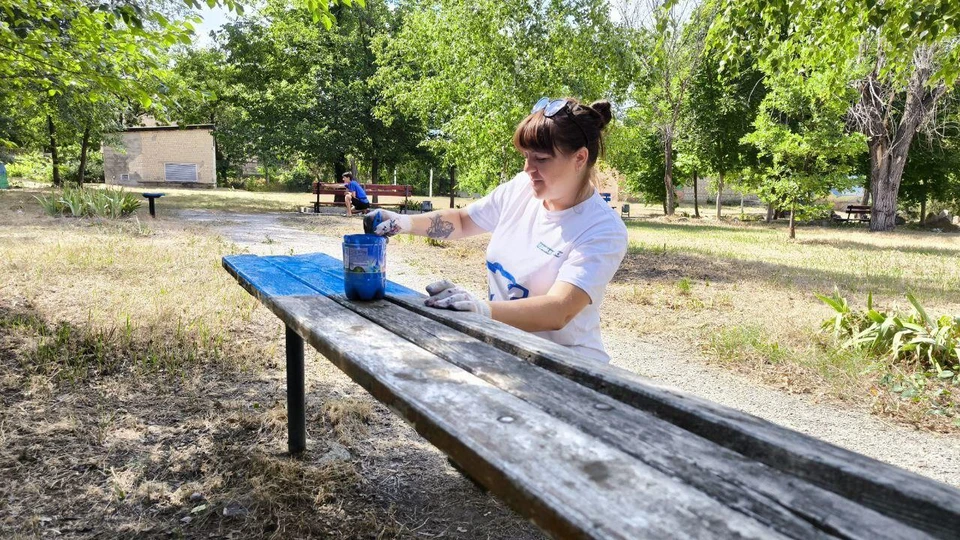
102;124;216;188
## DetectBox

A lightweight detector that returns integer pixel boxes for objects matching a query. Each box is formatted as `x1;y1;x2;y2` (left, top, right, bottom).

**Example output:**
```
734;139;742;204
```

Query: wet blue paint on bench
223;252;419;300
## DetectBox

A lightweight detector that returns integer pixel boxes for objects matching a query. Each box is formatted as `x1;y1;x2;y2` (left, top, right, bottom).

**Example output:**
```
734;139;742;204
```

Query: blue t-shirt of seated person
345;180;369;203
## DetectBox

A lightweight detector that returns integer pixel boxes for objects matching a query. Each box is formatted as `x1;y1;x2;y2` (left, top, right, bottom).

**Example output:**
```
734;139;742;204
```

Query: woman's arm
488;281;591;332
370;208;486;240
408;208;485;240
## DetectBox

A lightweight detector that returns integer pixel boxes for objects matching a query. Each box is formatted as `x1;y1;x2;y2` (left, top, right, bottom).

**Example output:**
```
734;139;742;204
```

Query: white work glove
424;279;491;317
363;209;411;237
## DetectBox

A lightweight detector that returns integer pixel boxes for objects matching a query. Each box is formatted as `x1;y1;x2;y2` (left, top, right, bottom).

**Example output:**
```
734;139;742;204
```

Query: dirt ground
0;189;543;539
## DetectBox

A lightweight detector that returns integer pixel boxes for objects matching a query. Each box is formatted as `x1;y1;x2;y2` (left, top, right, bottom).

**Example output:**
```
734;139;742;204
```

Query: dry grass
0;188;541;539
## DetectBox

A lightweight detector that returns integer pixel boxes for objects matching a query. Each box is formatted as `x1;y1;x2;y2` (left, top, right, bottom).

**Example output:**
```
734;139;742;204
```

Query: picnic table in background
222;252;960;539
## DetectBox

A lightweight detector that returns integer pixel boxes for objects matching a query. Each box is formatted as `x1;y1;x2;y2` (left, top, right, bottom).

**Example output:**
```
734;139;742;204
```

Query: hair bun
589;100;613;129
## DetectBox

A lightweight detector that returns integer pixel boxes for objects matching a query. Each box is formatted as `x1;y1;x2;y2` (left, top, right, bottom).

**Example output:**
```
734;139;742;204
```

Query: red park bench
310;182;413;214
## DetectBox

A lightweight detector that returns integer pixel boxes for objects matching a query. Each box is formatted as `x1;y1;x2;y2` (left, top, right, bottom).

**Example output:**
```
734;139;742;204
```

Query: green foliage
817;290;960;381
36;187;141;218
374;0;632;193
6;152;51;182
684;50;764;185
606;120;683;207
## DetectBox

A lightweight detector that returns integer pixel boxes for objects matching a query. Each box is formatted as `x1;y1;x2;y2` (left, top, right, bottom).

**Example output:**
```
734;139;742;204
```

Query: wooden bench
222;252;960;539
844;204;872;222
311;183;413;213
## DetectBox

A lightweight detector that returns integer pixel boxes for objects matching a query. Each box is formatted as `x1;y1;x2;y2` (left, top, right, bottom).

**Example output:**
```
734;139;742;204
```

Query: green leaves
373;0;630;193
817;290;960;382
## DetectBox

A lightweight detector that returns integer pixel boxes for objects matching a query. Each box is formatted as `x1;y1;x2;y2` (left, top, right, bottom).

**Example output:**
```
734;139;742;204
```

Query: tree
374;0;632;194
685;50;764;218
900;132;960;221
613;0;716;215
714;0;960;231
607;114;685;212
740;68;864;239
1;0;359;182
205;0;424;182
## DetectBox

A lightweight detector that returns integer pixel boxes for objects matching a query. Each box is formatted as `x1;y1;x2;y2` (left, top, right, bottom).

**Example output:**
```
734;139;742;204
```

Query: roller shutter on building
165;163;198;182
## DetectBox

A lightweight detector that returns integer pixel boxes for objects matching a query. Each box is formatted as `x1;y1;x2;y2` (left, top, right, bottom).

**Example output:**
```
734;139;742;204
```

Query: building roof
121;124;214;133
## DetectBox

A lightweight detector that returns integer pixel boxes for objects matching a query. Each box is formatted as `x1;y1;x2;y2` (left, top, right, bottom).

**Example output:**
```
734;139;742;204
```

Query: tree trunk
77;124;90;186
263;156;270;184
919;195;926;224
334;154;348;180
765;203;774;223
371;157;380;184
663;135;675;215
47;114;61;187
448;165;457;209
788;201;796;239
869;136;912;232
860;185;871;206
860;49;944;232
715;171;725;219
692;168;700;218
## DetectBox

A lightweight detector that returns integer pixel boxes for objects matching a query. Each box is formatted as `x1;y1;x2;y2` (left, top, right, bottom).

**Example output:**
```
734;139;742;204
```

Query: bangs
512;112;557;155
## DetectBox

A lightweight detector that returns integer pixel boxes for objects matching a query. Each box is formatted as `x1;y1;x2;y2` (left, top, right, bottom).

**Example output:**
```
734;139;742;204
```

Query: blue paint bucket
342;234;387;301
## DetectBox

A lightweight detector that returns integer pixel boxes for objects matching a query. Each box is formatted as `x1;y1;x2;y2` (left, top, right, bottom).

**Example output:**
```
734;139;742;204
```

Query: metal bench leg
285;325;306;454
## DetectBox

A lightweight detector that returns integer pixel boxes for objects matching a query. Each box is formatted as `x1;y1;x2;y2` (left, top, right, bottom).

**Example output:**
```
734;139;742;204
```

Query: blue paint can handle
342;234;387;301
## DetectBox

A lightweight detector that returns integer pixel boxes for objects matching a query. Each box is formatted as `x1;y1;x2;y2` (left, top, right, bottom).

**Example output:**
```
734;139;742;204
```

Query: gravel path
185;209;960;489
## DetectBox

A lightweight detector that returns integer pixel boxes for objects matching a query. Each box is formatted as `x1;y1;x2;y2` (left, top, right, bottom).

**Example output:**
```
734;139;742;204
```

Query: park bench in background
844;204;872;222
310;182;412;213
223;252;960;539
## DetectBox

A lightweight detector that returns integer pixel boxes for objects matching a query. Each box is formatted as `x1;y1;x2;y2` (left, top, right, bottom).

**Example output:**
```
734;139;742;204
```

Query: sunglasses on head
531;97;590;149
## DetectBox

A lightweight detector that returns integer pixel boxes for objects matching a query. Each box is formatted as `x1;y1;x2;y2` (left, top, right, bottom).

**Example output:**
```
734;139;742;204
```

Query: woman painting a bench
364;97;627;363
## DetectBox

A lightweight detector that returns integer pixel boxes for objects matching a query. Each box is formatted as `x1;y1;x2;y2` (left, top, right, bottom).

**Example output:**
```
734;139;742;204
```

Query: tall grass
35;186;141;218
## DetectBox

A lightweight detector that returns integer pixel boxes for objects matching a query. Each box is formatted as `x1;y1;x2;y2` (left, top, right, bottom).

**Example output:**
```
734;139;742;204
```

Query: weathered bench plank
223;253;960;539
258;253;940;540
391;294;960;538
223;256;791;539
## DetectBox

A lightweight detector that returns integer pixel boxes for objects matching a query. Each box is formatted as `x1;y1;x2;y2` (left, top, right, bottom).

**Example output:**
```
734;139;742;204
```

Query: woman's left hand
424;279;491;317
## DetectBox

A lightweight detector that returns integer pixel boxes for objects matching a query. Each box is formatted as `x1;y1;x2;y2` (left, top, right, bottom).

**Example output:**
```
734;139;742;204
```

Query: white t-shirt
467;172;628;362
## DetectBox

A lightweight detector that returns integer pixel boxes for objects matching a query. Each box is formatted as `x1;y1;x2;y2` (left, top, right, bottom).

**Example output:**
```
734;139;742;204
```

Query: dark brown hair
342;171;353;180
512;98;613;167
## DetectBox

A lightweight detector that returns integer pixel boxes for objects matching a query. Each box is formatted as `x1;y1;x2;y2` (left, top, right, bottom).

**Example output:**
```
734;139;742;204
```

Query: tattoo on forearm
426;214;455;239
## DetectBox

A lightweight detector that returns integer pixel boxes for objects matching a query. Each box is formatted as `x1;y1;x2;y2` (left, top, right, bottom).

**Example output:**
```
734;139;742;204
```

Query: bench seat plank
224;256;791;539
260;253;934;540
384;286;960;538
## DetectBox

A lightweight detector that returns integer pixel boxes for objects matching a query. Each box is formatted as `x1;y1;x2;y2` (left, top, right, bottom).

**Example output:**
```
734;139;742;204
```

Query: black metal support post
285;325;306;454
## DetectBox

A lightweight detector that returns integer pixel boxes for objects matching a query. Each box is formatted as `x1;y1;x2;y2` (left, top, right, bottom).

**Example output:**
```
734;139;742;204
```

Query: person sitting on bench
342;172;370;216
363;97;627;363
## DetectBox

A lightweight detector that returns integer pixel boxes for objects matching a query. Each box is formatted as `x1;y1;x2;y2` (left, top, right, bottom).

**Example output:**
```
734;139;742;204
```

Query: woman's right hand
363;209;412;237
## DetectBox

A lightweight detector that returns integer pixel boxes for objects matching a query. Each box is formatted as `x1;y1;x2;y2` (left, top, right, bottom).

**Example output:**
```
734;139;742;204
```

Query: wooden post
429;168;433;198
449;165;456;209
285;326;306;454
692;168;700;218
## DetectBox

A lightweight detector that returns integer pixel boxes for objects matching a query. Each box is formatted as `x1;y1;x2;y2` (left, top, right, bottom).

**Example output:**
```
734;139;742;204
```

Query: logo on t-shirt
485;261;530;300
536;242;564;258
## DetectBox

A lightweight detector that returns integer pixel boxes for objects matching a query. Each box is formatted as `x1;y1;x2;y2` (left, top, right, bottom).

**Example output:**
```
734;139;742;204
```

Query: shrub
35;187;141;218
7;152;52;182
817;289;960;380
